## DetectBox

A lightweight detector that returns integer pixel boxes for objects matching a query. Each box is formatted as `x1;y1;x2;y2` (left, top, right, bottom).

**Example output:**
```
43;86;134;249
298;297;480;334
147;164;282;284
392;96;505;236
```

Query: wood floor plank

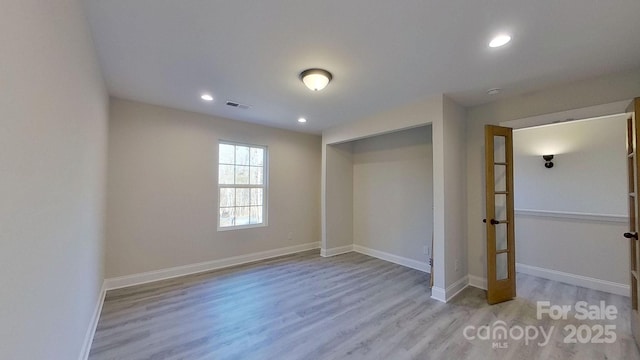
89;251;640;360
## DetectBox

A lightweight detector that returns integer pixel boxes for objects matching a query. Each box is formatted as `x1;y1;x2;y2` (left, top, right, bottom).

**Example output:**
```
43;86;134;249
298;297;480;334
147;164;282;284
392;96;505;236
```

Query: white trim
500;100;630;130
515;209;628;224
516;263;629;297
444;275;470;301
352;245;430;273
468;275;487;290
431;287;446;303
104;242;320;290
320;245;354;257
466;267;628;296
78;283;106;360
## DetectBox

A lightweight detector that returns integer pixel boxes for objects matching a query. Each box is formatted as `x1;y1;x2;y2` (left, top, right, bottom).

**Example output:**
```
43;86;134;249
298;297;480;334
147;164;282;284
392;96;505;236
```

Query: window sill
217;223;267;232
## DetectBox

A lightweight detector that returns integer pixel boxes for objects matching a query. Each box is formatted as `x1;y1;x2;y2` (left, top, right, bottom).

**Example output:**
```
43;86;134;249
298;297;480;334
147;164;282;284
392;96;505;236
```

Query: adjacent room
512;114;629;296
2;0;640;359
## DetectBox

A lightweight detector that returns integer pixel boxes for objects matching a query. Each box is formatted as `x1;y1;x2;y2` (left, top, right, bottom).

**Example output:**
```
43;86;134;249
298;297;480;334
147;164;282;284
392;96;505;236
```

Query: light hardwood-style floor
89;250;640;360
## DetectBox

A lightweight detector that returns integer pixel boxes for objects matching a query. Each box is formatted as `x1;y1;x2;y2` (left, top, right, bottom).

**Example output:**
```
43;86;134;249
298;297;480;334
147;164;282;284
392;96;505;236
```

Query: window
218;141;267;230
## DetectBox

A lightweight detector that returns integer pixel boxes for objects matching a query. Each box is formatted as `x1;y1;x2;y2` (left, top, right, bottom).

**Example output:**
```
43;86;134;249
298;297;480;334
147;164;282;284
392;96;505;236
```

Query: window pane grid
218;142;266;229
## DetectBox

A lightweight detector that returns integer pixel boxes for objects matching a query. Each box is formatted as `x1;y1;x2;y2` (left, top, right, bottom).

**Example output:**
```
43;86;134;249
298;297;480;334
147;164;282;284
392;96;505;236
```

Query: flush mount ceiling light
201;94;214;102
299;68;332;91
298;117;307;123
489;34;511;48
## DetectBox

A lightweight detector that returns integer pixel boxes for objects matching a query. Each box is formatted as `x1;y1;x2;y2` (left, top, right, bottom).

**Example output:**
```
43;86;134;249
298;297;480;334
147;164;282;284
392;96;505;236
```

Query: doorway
511;114;629;296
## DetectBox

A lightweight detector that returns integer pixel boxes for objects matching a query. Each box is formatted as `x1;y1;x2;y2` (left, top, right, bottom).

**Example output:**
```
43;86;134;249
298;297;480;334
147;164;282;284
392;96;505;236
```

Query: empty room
3;1;640;359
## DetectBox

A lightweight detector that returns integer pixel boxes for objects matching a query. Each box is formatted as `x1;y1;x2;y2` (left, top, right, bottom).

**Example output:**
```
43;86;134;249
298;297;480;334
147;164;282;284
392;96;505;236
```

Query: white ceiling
85;0;640;134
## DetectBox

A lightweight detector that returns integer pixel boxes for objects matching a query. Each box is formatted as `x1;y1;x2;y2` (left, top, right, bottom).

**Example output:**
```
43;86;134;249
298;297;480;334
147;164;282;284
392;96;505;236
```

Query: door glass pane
494;135;506;163
629;157;636;194
494;164;507;192
495;194;507;221
496;224;508;252
496;253;508;280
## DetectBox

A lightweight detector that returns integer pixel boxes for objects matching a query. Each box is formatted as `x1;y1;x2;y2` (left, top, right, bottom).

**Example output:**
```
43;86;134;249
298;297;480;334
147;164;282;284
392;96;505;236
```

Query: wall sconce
543;155;554;168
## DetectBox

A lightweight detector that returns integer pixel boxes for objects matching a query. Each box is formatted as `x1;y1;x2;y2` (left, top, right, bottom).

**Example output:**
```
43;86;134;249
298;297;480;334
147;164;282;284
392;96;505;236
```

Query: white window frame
217;140;268;231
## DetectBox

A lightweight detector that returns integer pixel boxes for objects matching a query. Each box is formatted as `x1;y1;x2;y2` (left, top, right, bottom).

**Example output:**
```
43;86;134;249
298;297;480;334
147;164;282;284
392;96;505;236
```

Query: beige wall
352;126;433;262
513;115;627;215
511;115;628;287
105;98;321;278
429;96;468;298
466;67;640;283
515;216;628;286
441;96;468;288
0;0;108;359
323;96;441;144
323;142;354;251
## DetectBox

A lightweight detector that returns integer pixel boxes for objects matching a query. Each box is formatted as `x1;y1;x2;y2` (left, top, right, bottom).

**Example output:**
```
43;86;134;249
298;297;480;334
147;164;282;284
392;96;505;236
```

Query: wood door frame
627;98;640;348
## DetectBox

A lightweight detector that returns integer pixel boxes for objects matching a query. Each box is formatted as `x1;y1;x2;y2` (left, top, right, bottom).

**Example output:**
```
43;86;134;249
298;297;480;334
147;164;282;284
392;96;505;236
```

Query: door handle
624;232;639;240
483;219;500;225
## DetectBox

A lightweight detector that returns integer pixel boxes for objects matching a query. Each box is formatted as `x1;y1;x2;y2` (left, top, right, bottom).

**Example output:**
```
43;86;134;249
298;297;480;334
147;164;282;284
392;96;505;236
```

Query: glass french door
625;98;640;348
484;125;516;304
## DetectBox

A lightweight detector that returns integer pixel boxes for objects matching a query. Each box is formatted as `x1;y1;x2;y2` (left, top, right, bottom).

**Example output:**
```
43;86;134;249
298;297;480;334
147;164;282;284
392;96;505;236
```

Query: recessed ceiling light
489;34;511;48
298;117;307;123
201;94;214;101
487;88;501;95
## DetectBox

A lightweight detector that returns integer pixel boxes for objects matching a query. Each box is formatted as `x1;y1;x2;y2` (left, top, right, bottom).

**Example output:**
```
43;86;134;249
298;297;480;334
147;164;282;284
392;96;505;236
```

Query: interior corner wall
352;126;433;263
442;97;468;288
323;142;354;252
105;98;321;278
431;96;467;297
0;1;108;359
466;67;640;284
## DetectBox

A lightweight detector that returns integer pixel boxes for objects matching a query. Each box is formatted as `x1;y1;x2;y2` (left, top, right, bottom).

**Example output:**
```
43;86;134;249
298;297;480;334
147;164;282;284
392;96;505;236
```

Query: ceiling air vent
225;100;250;110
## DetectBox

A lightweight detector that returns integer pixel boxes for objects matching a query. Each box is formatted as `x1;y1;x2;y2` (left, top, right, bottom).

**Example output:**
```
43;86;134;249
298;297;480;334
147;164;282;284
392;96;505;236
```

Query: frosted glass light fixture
300;68;332;91
489;34;511;48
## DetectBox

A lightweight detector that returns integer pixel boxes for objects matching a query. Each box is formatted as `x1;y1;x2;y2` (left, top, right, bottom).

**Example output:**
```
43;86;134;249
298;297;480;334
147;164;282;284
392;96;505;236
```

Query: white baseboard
321;245;354;257
516;263;629;297
352;245;430;273
467;266;629;296
468;275;487;290
104;241;320;290
431;275;470;303
445;275;470;301
431;287;446;302
78;283;106;360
